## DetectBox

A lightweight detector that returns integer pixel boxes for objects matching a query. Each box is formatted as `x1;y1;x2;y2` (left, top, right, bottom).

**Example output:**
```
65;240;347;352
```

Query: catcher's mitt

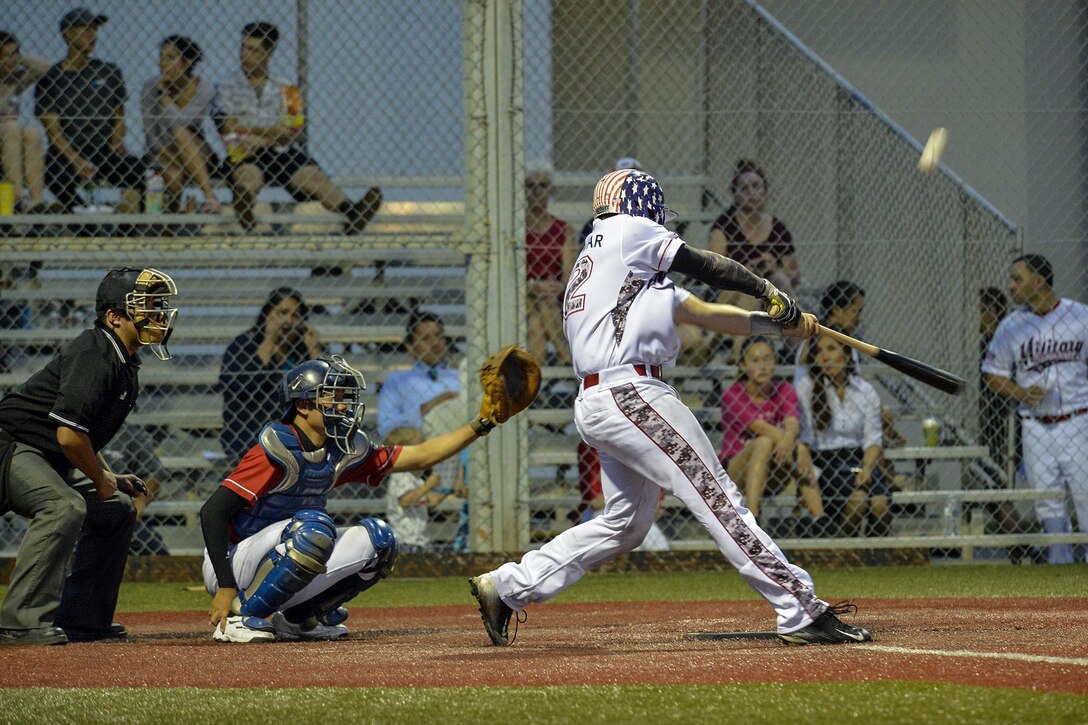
479;345;542;424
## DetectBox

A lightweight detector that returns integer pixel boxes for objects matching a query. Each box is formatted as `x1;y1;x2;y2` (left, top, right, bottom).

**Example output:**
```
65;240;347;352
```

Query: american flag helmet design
591;169;677;225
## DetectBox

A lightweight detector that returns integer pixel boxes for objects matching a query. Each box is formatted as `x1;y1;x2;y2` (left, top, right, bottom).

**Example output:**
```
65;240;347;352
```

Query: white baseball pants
490;367;827;633
202;520;380;606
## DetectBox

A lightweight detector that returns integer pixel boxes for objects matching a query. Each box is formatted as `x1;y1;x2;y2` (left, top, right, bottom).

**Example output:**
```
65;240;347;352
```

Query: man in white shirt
982;254;1088;564
471;169;872;647
214;22;381;234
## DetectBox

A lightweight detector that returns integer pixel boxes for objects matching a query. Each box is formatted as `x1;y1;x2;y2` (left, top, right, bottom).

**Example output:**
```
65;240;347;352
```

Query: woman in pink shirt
720;337;826;531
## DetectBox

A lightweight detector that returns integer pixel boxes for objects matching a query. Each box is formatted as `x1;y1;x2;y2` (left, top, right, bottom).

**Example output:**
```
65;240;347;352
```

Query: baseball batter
471;169;872;645
982;254;1088;564
201;355;498;642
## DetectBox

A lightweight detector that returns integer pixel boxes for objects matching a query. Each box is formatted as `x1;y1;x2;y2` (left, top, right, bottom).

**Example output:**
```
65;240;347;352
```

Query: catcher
200;347;538;642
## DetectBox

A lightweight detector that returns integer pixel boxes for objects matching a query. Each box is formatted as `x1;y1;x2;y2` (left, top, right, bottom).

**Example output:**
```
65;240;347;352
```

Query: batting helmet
95;267;178;361
281;355;367;453
591;169;677;226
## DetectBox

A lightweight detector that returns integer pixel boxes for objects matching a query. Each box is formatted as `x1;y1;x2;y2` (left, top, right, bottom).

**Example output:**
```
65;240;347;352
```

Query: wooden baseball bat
816;325;966;396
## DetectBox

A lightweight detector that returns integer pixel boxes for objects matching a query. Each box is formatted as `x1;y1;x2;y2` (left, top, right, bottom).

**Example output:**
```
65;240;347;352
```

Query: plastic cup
0;181;15;215
922;417;940;447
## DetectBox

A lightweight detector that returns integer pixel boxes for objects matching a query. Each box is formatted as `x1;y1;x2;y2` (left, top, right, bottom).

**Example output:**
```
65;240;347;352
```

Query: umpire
0;267;178;645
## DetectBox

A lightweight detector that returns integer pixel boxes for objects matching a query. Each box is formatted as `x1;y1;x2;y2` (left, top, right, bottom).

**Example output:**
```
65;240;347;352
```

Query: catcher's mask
591;169;678;226
95;267;179;361
281;355;366;454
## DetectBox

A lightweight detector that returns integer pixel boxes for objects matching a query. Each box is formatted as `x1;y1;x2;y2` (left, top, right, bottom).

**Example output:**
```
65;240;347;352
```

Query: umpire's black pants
0;444;135;632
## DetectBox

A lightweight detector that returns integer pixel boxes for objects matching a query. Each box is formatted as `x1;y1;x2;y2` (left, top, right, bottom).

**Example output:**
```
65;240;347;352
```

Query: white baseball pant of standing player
470;169;871;646
983;256;1088;564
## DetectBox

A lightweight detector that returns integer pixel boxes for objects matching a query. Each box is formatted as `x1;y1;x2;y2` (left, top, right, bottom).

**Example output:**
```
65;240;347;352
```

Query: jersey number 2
563;257;593;319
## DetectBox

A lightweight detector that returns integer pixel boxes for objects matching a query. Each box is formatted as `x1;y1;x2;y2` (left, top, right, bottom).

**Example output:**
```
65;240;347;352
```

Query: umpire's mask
96;267;179;361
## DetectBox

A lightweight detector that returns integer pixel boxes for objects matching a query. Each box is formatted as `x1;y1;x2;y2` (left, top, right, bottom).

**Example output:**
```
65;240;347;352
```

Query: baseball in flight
918;127;948;174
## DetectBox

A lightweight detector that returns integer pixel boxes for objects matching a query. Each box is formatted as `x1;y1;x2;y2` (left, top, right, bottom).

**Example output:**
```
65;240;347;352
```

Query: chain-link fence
1;1;1086;564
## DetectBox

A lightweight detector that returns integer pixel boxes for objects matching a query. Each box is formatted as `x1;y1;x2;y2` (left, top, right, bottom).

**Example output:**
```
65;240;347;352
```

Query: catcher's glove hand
759;279;801;327
479;345;542;424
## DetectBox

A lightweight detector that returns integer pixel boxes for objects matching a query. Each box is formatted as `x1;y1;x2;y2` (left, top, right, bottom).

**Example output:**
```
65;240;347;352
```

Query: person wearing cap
34;8;147;213
0;267;178;645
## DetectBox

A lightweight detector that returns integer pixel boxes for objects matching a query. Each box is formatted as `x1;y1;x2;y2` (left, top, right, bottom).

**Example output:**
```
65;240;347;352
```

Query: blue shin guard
238;510;338;619
282;517;399;625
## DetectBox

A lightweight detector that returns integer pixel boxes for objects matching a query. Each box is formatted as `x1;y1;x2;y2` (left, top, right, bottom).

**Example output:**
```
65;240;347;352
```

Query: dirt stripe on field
1;598;1084;694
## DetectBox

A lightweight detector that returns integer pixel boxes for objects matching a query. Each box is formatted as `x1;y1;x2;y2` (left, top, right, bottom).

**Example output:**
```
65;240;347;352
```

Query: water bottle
145;167;164;215
942;495;960;537
83;180;101;210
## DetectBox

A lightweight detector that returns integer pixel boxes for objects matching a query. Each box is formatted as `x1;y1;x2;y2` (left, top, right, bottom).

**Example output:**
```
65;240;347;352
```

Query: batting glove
759;280;801;327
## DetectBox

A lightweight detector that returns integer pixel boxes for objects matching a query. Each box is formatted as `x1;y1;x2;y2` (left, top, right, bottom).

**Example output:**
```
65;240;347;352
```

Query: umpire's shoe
62;622;128;643
469;573;514;646
777;602;872;645
0;626;68;646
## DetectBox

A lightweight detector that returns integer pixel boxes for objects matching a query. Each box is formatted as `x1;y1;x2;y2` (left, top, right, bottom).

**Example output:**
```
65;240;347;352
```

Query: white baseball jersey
981;299;1088;417
562;215;690;379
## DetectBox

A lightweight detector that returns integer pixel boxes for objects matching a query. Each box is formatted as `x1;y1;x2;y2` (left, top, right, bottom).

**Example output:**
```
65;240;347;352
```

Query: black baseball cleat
778;602;872;645
469;573;514;646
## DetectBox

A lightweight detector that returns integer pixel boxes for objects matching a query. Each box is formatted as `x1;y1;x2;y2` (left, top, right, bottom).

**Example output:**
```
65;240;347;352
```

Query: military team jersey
982;298;1088;418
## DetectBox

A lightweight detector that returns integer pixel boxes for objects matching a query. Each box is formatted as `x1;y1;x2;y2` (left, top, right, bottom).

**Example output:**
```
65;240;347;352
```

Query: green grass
0;683;1084;724
52;563;1086;612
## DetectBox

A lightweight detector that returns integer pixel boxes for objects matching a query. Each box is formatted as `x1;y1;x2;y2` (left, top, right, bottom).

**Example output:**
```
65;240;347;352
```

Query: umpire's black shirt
0;320;139;474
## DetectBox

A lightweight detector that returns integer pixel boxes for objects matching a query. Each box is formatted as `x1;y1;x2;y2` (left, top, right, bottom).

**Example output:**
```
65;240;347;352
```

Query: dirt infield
2;597;1085;694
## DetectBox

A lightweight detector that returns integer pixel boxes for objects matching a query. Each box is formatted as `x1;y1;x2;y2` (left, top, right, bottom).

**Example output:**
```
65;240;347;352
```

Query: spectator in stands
525;167;573;366
979;287;1012;467
376;312;465;544
383;426;464;553
721;336;827;534
213;21;381;234
103;423;170;556
795;281;906;450
0;31;48;212
796;330;891;537
708;159;798;292
219;287;322;464
34;9;146;213
708;160;798;359
377;311;460;441
141;35;221;214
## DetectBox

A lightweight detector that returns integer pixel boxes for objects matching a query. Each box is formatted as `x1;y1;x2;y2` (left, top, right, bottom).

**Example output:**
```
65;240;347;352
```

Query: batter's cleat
777;602;872;645
212;615;276;643
469;574;514;646
270;611;349;641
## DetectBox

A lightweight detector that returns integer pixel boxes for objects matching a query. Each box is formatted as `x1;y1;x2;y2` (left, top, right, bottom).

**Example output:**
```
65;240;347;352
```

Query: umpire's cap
95;268;142;314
